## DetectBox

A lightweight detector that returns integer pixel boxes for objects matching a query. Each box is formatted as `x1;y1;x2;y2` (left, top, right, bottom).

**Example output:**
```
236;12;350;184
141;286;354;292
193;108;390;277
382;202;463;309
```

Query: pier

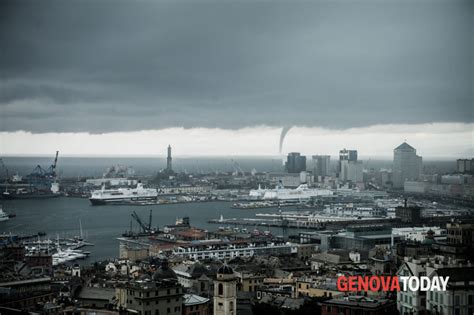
207;218;325;230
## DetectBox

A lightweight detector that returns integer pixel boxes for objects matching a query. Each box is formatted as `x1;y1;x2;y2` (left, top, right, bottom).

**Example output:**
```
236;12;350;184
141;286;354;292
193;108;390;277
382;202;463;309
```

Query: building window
218;283;223;295
167;308;170;314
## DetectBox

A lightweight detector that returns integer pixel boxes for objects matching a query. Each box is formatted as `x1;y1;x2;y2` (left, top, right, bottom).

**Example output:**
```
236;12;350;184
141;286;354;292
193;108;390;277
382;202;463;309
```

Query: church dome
217;264;234;275
422;238;434;245
152;259;177;281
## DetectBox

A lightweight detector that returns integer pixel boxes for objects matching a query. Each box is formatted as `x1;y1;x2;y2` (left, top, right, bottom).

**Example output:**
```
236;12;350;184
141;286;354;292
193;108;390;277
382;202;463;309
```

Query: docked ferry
249;183;333;200
89;183;158;205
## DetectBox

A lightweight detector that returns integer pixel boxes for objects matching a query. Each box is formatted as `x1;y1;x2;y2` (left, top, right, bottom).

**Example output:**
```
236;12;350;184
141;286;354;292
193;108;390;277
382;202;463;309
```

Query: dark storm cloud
0;0;472;133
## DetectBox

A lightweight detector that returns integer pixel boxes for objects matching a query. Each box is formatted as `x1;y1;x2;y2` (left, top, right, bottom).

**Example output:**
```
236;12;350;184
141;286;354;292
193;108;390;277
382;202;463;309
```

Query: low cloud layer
1;124;472;157
0;0;472;133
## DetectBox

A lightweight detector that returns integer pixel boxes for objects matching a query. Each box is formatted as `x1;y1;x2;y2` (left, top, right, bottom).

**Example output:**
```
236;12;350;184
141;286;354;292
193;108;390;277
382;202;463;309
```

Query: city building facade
393;142;422;188
285;152;307;174
312;155;331;178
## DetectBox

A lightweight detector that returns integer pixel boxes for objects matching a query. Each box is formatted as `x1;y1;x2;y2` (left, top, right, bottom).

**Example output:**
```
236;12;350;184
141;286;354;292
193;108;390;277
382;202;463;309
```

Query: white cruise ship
249;183;333;200
89;183;158;205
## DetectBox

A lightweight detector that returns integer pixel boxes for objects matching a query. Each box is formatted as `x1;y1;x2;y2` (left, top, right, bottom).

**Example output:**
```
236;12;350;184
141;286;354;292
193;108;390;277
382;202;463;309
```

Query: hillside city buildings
0;142;473;315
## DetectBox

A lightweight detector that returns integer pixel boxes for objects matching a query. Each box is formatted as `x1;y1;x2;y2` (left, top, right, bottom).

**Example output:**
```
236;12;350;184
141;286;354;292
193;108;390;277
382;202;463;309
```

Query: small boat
0;207;9;222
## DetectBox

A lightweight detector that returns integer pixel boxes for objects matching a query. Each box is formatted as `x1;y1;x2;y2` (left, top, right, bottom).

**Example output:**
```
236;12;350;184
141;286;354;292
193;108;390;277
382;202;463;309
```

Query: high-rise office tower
286;152;307;173
392;142;422;188
341;160;363;182
339;149;358;161
457;159;474;174
338;149;362;182
312;155;330;177
338;149;357;173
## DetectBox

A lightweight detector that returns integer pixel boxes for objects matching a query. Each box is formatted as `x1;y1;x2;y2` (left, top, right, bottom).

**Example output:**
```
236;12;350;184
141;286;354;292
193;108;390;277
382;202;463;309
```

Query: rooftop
183;294;210;306
395;142;415;151
77;287;115;301
321;296;395;309
433;267;474;283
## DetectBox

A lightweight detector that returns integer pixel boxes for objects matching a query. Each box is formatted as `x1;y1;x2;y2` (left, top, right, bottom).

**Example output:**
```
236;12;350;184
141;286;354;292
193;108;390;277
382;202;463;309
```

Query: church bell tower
213;264;236;315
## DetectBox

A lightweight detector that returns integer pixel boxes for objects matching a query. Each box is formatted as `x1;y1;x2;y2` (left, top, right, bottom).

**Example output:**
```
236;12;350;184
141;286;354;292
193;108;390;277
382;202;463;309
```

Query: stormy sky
1;0;472;135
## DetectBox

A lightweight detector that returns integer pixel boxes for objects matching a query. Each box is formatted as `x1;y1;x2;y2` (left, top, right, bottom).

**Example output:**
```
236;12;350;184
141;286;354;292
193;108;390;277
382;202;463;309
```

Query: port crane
29;151;59;179
131;210;155;234
50;150;59;177
25;151;59;192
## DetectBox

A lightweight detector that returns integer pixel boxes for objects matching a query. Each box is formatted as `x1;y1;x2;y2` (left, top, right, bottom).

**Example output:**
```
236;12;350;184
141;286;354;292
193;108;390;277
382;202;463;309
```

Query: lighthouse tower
166;145;173;172
213;264;236;315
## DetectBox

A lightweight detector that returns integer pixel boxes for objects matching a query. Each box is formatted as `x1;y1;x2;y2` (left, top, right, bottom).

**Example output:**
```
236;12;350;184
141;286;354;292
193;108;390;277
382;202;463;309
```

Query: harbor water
0;197;285;263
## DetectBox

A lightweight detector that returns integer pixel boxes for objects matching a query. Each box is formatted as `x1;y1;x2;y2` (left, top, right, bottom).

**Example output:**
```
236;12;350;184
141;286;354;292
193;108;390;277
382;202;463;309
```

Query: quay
207;218;325;230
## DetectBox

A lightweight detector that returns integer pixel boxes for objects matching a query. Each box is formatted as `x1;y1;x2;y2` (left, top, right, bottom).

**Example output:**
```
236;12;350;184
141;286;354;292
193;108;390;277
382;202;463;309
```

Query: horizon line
0;153;465;161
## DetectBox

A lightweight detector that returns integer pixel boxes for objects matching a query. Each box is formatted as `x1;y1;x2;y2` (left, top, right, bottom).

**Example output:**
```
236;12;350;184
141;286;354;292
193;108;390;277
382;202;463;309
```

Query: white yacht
0;206;9;222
